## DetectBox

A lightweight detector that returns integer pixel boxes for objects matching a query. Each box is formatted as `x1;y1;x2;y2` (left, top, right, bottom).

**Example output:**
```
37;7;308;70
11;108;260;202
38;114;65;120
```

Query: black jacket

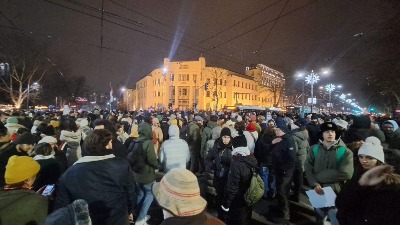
271;133;296;177
205;139;232;178
336;173;400;225
306;122;320;146
254;129;275;166
222;153;258;209
55;154;137;225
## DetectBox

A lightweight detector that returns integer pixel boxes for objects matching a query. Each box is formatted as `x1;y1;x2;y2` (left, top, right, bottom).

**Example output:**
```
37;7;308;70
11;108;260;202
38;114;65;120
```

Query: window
158;79;160;85
158;91;160;97
224;92;226;98
206;91;210;97
242;82;243;88
170;74;174;81
224;80;227;86
214;78;217;85
220;79;222;85
206;78;210;84
245;83;247;88
182;89;187;96
234;80;236;86
178;75;181;81
193;74;197;81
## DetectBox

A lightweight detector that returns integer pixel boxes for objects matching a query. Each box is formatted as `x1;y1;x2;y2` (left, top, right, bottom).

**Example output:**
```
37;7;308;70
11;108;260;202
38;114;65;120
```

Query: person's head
0;113;10;123
311;114;318;123
257;115;265;123
220;127;232;145
275;123;289;137
14;133;37;153
32;142;53;156
93;119;115;133
60;118;78;132
234;120;246;135
194;116;203;126
382;120;399;135
152;168;207;217
38;135;58;150
5;156;40;188
358;136;385;170
267;119;276;128
320;122;338;143
232;134;247;148
0;127;10;143
152;117;160;127
84;129;113;155
168;125;180;138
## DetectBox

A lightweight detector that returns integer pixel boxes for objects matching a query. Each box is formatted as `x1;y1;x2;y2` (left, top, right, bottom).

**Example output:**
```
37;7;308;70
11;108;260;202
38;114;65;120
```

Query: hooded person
0;156;48;225
4;117;26;135
243;122;258;153
152;168;225;225
382;120;400;149
159;125;190;173
220;134;258;225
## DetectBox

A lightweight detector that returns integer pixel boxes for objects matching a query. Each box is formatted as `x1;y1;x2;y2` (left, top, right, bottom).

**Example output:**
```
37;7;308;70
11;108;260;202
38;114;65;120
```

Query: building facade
126;57;285;111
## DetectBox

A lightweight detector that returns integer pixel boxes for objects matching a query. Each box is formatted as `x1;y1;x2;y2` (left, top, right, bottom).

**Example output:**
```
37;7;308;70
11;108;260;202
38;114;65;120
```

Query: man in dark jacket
55;129;137;225
188;115;203;173
270;124;296;224
307;114;320;146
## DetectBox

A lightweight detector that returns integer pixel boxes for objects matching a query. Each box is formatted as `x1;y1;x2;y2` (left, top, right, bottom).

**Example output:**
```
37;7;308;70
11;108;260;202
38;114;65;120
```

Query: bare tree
253;70;285;107
206;67;228;110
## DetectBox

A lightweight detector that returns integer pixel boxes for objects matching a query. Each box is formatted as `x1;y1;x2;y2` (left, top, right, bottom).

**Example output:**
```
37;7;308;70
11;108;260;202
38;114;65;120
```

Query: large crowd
0;106;399;225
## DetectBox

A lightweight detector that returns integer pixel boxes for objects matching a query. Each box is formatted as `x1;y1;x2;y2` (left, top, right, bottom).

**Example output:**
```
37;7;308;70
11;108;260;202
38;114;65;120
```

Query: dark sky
2;0;399;105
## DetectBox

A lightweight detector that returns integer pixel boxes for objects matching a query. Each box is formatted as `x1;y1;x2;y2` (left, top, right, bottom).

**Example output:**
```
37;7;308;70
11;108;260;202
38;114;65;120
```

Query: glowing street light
305;70;320;113
325;84;336;113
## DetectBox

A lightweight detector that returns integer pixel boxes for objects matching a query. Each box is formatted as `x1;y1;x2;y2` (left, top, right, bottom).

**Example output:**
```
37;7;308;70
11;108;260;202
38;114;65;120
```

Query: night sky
2;0;399;104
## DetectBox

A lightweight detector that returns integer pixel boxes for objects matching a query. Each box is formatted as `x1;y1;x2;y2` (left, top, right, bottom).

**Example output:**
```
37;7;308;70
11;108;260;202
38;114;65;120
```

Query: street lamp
305;70;320;113
325;83;336;113
27;82;39;109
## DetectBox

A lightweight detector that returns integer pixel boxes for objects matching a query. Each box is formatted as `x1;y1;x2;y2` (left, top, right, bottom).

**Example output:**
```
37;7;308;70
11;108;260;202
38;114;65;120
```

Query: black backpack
127;140;146;173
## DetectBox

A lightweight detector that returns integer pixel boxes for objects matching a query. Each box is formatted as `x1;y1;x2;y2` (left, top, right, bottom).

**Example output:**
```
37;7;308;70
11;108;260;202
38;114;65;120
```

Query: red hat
246;122;256;132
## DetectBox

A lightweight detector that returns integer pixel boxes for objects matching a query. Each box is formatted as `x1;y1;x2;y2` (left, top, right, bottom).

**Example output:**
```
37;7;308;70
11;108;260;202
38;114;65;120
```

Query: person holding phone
0;156;48;225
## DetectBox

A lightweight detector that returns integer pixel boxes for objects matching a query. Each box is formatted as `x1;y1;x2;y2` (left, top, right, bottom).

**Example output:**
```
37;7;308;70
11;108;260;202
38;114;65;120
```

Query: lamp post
120;87;126;110
325;84;336;113
26;82;39;109
305;70;320;113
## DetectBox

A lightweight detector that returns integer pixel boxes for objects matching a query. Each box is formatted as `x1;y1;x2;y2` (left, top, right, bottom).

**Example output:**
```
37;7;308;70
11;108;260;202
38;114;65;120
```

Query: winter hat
246;123;256;132
194;116;203;122
358;136;385;163
6;117;18;124
276;124;289;134
320;122;338;133
152;168;207;217
236;115;243;122
232;135;247;148
211;126;222;140
220;127;231;137
298;118;308;126
225;120;235;127
230;113;237;119
38;136;57;144
5;156;40;184
49;120;60;128
383;120;399;131
14;132;37;145
168;125;180;138
311;114;318;120
333;119;348;130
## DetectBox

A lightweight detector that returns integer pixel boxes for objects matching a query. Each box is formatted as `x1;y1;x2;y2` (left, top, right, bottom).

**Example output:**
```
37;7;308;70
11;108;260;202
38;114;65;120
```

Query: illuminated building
126;57;285;110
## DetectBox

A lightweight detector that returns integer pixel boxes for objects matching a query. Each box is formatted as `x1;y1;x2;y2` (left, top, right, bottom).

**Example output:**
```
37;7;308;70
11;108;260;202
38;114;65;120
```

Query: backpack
127;140;146;172
312;145;347;167
244;167;265;206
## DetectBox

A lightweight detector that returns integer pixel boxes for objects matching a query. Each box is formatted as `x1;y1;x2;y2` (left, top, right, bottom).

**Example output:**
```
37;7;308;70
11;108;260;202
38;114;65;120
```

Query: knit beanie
276;124;289;134
5;156;40;184
232;135;247;148
14;132;37;145
220;127;231;137
320;122;338;133
49;120;60;128
246;123;256;132
6;117;18;124
358;136;385;163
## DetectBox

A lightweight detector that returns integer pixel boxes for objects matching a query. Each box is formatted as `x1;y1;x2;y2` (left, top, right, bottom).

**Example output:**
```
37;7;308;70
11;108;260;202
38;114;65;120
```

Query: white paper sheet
305;187;337;208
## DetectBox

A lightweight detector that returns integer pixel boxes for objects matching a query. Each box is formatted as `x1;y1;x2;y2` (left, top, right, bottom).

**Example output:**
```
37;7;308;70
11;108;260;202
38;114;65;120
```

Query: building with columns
125;57;285;111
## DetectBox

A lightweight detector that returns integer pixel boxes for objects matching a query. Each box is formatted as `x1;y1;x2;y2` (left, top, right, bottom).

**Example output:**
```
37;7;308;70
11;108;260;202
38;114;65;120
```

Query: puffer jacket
130;122;158;185
222;150;258;209
55;153;137;225
306;122;320;146
304;140;353;193
188;121;201;152
254;128;275;166
271;133;297;177
159;125;190;173
205;139;233;179
291;128;310;156
201;121;217;156
43;199;90;225
60;130;82;159
204;126;222;158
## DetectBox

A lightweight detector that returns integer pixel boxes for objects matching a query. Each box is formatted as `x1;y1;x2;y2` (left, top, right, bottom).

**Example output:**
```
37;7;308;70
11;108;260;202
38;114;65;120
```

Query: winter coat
201;121;218;157
385;123;400;150
4;122;25;135
33;155;62;191
55;153;137;225
130;122;158;185
205;126;222;158
304;141;353;193
159;125;190;173
243;130;258;153
60;130;82;160
306;122;320;146
222;151;258;209
160;211;226;225
291;129;310;156
188;121;201;152
160;122;170;142
152;125;164;158
0;189;48;225
254;129;275;166
336;170;400;225
271;133;297;177
111;138;128;158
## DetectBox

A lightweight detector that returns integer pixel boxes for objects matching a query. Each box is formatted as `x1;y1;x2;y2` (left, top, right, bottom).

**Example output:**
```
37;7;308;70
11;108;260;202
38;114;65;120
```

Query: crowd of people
0;106;399;225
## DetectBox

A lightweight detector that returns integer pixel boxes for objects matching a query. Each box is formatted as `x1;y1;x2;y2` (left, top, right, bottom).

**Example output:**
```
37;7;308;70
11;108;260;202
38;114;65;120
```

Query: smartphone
42;184;55;196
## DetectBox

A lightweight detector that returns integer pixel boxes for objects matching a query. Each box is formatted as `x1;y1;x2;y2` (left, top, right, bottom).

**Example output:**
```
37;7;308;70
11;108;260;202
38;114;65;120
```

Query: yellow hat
5;156;40;185
49;120;60;128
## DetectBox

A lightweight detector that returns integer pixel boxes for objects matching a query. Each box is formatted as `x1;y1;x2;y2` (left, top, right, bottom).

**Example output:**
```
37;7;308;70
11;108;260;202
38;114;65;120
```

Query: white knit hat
358;136;385;163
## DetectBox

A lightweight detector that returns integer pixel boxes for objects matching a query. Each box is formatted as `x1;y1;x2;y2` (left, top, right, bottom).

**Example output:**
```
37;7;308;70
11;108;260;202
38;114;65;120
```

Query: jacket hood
291;129;307;141
138;122;152;141
211;126;222;140
385;120;399;131
168;125;180;139
207;121;217;129
241;155;258;168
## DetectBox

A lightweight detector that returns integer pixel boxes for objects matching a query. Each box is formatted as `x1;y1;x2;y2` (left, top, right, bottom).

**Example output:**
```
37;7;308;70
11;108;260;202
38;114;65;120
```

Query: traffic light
204;83;209;90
